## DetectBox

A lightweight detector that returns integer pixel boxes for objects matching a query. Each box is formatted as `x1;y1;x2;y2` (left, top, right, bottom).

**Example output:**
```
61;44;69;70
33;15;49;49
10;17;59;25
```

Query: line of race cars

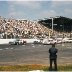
42;37;72;45
9;37;72;45
9;39;26;45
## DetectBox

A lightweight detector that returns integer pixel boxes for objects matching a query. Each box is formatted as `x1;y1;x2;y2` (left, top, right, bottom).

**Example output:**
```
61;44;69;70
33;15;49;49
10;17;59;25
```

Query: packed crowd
0;16;71;39
0;16;52;39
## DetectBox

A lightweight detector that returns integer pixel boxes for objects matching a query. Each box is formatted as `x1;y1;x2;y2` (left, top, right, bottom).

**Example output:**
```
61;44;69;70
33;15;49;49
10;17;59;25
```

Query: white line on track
22;45;25;46
32;45;35;47
31;44;34;46
62;44;65;46
5;48;9;49
0;49;3;50
44;45;46;46
67;46;72;49
10;47;14;49
39;45;41;46
61;57;72;59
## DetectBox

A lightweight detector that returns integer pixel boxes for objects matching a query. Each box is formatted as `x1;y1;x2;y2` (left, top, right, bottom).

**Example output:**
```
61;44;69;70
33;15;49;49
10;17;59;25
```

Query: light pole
50;16;60;36
50;17;54;36
52;18;53;34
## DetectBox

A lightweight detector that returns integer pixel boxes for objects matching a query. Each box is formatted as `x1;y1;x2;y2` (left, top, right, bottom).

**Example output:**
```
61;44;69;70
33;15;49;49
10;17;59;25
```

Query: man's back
49;44;58;71
49;46;58;59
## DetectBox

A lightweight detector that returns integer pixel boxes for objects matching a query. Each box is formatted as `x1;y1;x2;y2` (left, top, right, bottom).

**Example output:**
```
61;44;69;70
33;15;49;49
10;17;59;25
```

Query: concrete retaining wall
0;39;40;44
0;39;16;44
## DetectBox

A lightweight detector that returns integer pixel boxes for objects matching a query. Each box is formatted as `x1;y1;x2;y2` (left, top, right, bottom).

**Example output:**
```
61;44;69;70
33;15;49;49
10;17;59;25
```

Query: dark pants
49;58;57;70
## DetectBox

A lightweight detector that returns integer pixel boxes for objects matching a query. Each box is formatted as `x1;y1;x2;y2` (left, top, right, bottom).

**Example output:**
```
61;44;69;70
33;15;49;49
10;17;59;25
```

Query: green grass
0;64;72;71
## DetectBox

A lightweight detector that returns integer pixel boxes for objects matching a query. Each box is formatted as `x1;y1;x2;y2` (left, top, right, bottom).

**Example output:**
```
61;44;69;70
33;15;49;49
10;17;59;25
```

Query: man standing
49;43;58;71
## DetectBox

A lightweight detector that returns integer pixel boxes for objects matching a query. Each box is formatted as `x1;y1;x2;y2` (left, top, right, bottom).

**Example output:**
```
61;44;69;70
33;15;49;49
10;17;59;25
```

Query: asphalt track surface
0;43;72;65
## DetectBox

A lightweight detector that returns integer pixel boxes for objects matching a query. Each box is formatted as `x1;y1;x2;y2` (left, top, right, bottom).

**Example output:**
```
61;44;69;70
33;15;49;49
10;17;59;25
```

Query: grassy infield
0;64;72;71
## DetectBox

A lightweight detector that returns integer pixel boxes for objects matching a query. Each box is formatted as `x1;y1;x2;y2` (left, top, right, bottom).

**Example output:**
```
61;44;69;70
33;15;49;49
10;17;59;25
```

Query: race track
0;43;72;65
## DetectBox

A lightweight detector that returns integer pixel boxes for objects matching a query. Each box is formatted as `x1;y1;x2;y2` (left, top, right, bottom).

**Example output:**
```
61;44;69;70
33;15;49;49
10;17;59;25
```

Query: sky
0;0;72;20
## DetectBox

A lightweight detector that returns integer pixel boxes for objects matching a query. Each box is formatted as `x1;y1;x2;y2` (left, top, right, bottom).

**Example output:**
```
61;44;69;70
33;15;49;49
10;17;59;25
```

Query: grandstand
38;16;72;32
38;16;72;38
0;16;72;39
0;16;51;39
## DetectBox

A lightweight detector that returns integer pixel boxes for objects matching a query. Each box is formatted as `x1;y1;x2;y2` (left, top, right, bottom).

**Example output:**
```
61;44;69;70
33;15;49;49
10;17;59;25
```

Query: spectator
49;43;58;71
